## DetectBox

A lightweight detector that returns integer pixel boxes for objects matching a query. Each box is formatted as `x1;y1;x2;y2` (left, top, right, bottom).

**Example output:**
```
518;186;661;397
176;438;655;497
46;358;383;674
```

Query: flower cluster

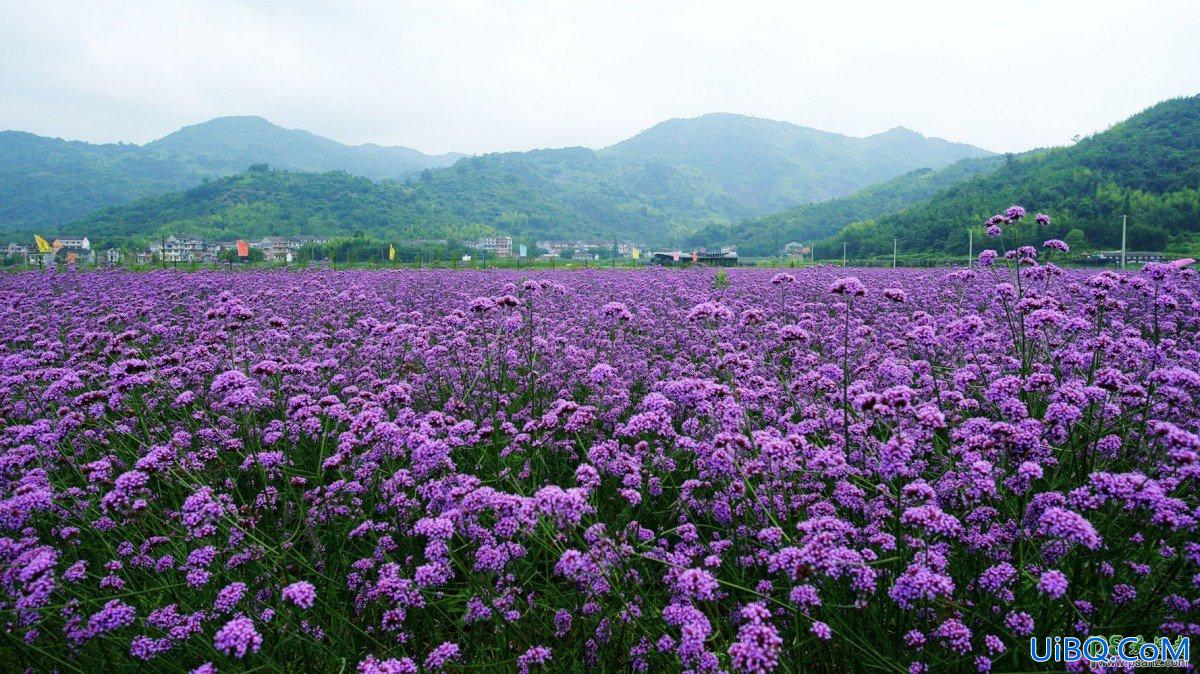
0;254;1197;671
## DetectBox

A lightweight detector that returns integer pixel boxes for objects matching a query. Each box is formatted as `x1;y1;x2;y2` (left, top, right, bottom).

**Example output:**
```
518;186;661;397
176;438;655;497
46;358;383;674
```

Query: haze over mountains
0;116;462;231
685;95;1200;257
4;95;1199;257
0;113;991;243
600;113;991;214
149;116;466;178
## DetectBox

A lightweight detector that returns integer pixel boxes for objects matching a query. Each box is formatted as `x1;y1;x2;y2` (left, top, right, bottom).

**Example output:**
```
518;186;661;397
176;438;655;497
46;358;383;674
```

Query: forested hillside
811;95;1200;258
603;114;992;214
0;117;460;232
69;166;496;245
689;155;1005;256
4;113;990;242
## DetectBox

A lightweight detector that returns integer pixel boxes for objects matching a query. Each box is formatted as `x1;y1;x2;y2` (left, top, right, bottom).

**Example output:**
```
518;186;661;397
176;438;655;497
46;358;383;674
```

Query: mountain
0;117;461;232
604;114;993;214
143;116;463;178
3;113;990;241
814;95;1200;258
68;166;496;243
687;154;1006;256
35;99;1200;253
0;132;200;232
70;155;703;246
383;115;992;243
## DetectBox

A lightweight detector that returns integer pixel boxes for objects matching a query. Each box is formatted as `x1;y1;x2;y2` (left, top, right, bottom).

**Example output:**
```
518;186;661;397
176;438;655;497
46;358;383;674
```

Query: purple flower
1004;611;1035;636
1037;570;1069;599
86;599;136;638
213;616;262;659
214;582;247;613
423;642;461;671
517;646;552;674
890;563;955;608
358;656;418;674
728;603;783;673
1037;507;1102;550
282;581;317;609
672;567;720;601
829;277;866;296
3;265;1199;672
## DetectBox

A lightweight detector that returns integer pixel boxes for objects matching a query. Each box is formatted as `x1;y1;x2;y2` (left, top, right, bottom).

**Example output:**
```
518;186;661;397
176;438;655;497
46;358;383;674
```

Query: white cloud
1;0;1198;154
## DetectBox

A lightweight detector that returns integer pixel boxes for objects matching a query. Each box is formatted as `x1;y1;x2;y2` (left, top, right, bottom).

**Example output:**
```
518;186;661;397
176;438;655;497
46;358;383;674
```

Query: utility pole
968;229;973;266
842;241;847;267
1121;214;1128;269
892;238;897;268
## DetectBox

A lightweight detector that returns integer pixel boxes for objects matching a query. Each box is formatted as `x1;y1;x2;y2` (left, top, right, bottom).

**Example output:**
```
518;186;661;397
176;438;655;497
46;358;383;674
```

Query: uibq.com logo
1030;635;1190;667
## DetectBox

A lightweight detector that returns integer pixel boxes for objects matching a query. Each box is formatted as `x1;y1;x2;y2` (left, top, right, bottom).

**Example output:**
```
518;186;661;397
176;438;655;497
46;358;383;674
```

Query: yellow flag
34;235;51;253
388;244;396;261
631;247;640;260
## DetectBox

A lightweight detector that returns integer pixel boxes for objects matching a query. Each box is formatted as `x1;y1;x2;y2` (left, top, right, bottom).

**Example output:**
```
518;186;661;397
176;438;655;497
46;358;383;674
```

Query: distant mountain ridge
67;166;497;244
0;117;462;231
144;116;464;177
1;113;992;241
603;113;991;214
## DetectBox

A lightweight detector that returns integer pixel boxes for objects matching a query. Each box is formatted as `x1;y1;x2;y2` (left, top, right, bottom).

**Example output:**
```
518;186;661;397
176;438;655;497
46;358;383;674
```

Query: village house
52;236;90;252
160;235;207;262
4;243;30;259
650;250;738;267
536;240;644;258
783;241;812;258
473;236;513;258
51;236;95;264
249;237;290;261
287;235;328;248
616;241;641;257
536;240;574;257
245;236;328;261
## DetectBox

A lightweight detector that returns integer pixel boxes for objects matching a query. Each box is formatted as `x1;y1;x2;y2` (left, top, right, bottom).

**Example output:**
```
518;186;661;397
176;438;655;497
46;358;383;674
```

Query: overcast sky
2;0;1198;156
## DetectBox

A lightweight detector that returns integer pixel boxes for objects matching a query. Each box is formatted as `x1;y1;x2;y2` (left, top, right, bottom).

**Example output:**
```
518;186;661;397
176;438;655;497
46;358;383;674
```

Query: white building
53;236;90;251
161;235;207;262
474;236;513;258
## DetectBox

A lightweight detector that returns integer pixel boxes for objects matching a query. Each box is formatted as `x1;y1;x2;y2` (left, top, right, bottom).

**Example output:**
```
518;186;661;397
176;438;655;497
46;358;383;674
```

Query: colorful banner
236;240;249;258
631;247;640;260
34;235;52;253
388;244;396;261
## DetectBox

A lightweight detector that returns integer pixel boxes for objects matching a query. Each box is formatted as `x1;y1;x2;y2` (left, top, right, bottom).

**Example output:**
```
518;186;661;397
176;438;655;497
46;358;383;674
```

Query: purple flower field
1;252;1199;671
